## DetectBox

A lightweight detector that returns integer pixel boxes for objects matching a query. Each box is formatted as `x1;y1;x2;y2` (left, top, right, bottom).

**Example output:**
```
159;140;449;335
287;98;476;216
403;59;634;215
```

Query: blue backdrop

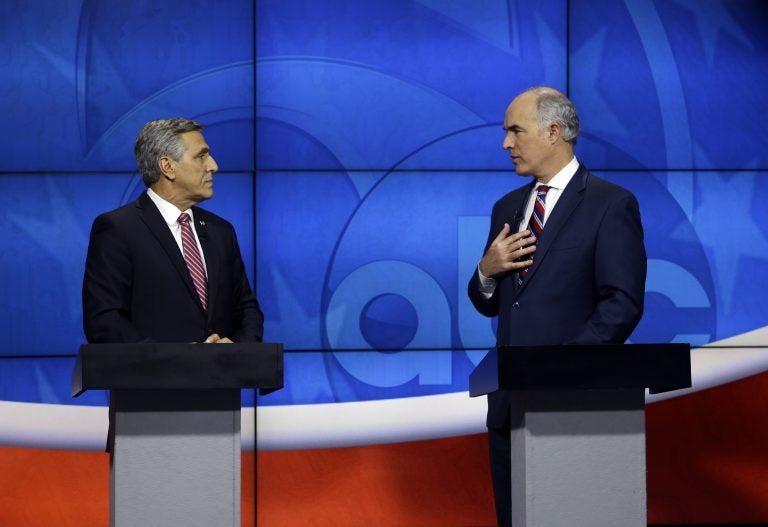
1;0;767;408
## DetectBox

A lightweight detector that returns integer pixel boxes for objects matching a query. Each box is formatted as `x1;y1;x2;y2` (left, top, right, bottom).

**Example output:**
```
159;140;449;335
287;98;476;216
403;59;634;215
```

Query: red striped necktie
518;185;551;286
178;212;208;311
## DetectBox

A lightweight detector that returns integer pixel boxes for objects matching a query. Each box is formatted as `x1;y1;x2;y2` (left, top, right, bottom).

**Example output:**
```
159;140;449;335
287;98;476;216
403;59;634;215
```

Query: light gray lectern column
469;344;691;527
72;342;283;527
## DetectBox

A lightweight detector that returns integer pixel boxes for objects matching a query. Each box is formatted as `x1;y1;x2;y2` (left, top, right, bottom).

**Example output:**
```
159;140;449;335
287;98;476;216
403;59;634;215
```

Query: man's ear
158;156;175;181
548;123;561;144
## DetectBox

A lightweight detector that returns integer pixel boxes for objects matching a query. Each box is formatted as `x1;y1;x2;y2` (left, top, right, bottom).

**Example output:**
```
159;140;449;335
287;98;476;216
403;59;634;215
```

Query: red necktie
518;185;551;286
178;213;208;311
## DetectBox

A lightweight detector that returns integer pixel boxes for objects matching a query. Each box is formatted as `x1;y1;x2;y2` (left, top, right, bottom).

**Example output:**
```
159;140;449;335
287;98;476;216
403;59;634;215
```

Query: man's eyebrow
195;146;210;156
503;124;523;132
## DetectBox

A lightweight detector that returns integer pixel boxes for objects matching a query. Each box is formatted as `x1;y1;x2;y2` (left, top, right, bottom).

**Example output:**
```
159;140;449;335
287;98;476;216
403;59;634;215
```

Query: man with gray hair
83;118;263;345
467;87;647;526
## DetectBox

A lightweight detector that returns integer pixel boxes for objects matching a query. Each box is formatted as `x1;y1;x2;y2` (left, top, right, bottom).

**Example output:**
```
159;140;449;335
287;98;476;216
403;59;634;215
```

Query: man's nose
502;134;513;150
208;155;219;172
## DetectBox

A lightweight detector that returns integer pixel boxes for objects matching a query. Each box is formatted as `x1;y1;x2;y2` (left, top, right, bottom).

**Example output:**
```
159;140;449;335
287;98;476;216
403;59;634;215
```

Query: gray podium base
509;389;646;527
110;389;241;527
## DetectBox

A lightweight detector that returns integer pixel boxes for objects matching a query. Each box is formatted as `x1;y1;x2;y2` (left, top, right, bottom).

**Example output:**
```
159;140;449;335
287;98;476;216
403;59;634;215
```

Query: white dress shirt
146;187;208;276
477;156;580;297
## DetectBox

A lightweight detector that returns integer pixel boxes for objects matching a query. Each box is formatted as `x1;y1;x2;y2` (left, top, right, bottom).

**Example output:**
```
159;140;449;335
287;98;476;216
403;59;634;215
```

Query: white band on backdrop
2;326;767;452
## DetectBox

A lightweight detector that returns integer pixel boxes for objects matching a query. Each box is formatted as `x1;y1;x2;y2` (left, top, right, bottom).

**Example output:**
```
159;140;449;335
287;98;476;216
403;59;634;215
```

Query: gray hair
134;118;204;186
529;87;579;145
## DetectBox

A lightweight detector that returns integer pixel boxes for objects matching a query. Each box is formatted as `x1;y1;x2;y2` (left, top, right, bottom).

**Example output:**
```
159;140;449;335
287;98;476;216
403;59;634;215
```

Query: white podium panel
110;389;241;527
509;389;645;527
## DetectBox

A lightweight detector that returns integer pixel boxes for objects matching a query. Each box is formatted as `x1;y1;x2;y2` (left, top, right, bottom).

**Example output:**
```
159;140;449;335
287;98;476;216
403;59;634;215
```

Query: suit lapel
512;182;535;229
516;165;588;293
136;192;205;312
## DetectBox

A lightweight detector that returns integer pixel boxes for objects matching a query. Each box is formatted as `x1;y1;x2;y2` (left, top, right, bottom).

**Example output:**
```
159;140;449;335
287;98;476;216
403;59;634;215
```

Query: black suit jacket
83;191;263;344
468;164;646;429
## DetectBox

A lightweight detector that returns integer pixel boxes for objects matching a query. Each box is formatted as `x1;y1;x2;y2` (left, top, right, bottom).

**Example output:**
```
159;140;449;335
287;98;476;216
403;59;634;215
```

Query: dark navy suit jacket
83;191;263;344
468;164;646;429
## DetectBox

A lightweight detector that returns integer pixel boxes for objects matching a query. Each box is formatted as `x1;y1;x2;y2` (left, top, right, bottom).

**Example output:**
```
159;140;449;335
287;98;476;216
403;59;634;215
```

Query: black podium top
469;344;691;397
72;342;283;397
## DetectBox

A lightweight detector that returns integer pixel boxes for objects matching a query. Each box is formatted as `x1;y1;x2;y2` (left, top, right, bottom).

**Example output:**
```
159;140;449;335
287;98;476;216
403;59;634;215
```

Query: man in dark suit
467;87;646;527
83;117;263;345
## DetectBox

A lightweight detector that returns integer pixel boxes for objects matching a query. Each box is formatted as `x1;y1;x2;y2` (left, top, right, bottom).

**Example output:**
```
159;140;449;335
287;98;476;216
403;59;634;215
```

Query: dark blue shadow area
255;0;566;170
570;0;768;170
0;0;254;172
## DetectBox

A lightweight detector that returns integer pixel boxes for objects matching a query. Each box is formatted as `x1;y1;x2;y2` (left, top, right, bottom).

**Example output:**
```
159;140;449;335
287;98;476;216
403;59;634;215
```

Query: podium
72;343;283;527
469;344;691;527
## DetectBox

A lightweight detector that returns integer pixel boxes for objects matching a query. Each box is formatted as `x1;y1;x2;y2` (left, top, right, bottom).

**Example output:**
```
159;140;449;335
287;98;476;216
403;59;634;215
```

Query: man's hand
203;333;233;343
478;224;537;278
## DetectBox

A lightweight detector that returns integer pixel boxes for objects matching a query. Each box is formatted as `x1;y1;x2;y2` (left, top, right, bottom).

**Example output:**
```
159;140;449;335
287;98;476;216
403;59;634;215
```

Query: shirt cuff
477;264;497;299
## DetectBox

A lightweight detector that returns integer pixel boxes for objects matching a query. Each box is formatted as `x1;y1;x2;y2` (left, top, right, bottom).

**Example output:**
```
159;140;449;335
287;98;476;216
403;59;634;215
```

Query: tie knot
537;185;551;195
178;212;191;225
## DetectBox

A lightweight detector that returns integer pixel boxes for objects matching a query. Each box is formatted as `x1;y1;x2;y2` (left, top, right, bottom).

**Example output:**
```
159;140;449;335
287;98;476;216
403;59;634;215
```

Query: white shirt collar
540;156;579;191
146;187;194;226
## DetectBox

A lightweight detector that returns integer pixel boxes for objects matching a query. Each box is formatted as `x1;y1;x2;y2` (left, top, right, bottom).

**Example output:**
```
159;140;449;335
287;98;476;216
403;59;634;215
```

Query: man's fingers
491;223;511;244
505;229;531;244
482;227;538;277
500;233;535;256
204;333;233;344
